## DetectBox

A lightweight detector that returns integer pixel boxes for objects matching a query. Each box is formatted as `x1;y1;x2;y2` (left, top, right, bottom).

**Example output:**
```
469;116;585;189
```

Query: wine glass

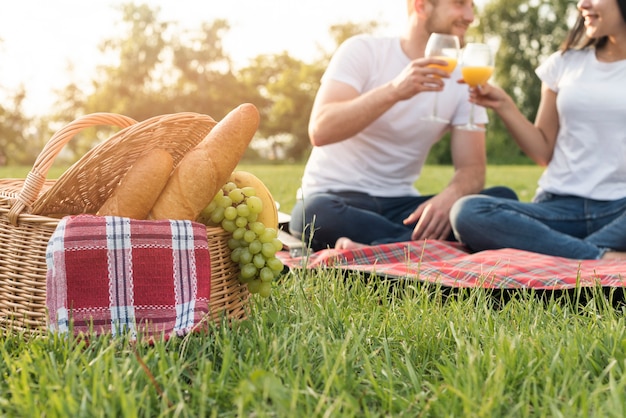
458;43;495;131
420;33;460;124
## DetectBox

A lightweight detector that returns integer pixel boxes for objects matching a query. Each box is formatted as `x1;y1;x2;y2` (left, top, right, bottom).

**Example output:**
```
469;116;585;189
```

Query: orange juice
429;56;458;75
462;66;494;87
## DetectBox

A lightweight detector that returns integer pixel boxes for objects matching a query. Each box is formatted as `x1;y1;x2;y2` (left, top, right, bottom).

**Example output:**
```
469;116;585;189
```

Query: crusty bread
97;149;174;219
149;103;260;221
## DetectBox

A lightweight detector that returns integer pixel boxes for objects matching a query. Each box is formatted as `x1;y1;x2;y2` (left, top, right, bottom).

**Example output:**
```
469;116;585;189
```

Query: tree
240;53;323;161
52;3;266;161
0;87;39;165
241;20;381;161
79;4;262;121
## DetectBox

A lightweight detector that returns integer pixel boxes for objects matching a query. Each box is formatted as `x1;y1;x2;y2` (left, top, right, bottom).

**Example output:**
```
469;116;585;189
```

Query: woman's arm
470;82;559;166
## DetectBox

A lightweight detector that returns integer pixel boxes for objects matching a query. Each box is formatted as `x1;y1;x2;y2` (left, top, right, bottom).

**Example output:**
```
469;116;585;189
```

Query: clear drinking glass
458;43;495;131
420;33;460;124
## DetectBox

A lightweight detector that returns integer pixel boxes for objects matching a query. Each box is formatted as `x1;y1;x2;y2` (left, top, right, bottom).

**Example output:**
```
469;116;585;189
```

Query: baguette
149;103;260;220
97;149;174;219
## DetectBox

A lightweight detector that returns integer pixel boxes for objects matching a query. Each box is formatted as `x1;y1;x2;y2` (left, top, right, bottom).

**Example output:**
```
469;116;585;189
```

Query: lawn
2;163;625;417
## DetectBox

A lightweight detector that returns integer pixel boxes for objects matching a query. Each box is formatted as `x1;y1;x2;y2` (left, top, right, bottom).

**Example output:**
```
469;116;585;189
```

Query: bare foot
335;237;367;250
601;251;626;261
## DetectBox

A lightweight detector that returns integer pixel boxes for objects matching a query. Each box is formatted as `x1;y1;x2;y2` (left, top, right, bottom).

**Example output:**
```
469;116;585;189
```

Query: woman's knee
450;195;492;237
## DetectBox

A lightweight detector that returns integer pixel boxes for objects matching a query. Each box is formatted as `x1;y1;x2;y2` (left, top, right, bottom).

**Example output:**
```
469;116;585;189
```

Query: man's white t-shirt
300;35;485;198
535;48;626;200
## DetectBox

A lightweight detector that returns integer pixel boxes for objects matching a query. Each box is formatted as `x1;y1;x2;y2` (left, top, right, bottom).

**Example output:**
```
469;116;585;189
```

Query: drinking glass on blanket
420;33;460;123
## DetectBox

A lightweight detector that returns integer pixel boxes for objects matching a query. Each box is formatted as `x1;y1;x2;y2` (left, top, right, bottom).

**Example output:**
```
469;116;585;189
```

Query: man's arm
404;127;486;240
308;80;398;147
309;57;453;147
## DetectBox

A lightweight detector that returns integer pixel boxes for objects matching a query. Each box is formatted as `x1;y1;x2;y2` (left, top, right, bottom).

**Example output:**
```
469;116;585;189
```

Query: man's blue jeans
289;187;517;252
450;192;626;259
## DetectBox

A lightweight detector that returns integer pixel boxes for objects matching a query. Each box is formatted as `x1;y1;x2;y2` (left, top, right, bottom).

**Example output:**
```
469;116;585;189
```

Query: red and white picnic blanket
46;215;211;338
277;240;626;289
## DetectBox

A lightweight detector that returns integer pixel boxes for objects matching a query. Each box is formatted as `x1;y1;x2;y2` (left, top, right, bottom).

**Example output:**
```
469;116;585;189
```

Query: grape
202;200;217;217
236;204;250;218
242;186;256;197
221;219;237;233
200;179;285;298
230;247;243;263
248;240;262;255
253;253;266;269
217;194;233;208
259;227;277;243
239;248;253;265
247;195;263;214
272;237;283;252
228;188;245;204
248;279;261;294
233;227;246;241
267;256;284;272
249;221;265;236
261;242;276;258
222;182;237;193
223;206;238;221
240;263;257;280
259;267;274;282
210;206;225;224
258;282;272;298
243;229;257;243
235;216;248;228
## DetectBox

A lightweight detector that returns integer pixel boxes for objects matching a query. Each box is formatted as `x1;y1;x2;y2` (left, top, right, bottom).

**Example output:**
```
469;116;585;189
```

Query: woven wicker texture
0;112;250;332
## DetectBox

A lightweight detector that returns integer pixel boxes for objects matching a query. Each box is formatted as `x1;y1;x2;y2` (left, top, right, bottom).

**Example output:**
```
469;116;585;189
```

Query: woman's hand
468;83;511;111
457;80;514;113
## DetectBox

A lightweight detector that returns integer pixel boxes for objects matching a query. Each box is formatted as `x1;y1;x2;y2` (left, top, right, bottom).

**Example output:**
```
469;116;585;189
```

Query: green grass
2;164;625;417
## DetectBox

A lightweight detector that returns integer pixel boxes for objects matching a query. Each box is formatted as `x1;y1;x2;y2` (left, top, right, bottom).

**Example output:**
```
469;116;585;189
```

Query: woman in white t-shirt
450;0;626;260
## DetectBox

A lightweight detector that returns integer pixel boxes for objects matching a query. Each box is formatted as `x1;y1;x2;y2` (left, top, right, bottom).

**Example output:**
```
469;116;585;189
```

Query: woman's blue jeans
450;192;626;259
289;187;517;252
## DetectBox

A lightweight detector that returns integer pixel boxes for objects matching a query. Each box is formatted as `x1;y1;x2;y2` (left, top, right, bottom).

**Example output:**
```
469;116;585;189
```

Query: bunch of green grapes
199;182;283;298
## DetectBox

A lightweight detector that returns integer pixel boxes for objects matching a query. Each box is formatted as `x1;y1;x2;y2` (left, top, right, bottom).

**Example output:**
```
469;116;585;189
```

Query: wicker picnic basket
0;112;249;332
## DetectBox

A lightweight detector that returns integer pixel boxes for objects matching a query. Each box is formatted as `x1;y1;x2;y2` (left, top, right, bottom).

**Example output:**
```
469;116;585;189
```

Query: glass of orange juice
458;43;495;131
421;33;460;123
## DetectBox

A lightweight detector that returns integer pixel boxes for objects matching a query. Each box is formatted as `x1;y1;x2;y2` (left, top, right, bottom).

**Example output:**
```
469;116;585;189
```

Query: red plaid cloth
46;215;211;338
277;240;626;289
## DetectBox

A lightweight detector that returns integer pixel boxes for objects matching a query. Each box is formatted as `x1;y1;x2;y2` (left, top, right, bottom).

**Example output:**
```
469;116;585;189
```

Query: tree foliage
0;88;40;165
84;4;257;121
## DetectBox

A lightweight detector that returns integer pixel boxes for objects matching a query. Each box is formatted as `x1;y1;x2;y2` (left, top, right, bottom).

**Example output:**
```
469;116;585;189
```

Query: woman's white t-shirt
300;35;484;198
535;48;626;200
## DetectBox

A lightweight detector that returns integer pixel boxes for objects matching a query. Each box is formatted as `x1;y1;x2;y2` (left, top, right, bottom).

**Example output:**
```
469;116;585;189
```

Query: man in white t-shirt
289;0;517;251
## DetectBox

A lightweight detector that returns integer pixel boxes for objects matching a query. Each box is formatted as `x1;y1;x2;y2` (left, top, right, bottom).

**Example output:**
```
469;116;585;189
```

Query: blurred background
0;0;576;166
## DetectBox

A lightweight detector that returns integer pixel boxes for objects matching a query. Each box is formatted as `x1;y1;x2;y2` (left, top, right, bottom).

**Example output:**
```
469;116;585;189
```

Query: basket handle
8;113;137;224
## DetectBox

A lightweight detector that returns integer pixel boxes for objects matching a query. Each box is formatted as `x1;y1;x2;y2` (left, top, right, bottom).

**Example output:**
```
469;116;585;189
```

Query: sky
0;0;485;116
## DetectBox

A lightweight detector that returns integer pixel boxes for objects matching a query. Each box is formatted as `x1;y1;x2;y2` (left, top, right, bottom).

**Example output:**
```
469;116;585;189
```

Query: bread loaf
97;149;174;219
149;103;260;221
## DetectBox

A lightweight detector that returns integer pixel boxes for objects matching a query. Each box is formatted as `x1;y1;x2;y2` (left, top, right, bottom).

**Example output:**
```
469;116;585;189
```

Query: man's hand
391;57;453;101
403;193;456;241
